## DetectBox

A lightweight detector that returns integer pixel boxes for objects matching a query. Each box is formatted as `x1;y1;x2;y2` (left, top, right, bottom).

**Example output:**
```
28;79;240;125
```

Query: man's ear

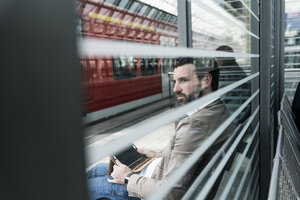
202;73;212;89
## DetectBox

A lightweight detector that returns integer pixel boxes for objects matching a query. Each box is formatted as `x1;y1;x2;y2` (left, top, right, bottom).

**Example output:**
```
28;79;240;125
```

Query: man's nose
173;82;181;93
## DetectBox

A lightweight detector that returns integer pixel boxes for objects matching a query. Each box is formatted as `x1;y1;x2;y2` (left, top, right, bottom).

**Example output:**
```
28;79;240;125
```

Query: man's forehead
174;64;195;76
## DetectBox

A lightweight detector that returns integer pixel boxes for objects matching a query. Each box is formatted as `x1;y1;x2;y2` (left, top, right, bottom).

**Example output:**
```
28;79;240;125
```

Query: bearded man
87;58;233;200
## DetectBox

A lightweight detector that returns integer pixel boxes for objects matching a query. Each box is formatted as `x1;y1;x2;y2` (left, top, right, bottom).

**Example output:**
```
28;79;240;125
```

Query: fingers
137;149;147;155
115;159;125;166
107;178;117;184
137;149;144;153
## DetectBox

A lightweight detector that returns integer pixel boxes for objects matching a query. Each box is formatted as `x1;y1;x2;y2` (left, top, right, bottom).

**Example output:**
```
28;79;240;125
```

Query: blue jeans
87;163;140;200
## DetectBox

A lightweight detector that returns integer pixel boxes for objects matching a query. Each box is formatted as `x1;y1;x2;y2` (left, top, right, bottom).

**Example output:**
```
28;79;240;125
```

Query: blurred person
215;45;241;70
292;82;300;131
87;58;234;200
215;45;251;123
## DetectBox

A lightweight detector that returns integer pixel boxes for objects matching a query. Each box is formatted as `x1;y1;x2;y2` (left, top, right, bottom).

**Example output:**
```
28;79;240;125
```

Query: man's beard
175;92;196;106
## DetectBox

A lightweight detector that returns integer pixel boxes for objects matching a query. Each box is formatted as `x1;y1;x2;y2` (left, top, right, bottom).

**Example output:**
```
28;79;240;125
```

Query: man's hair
176;57;219;91
215;45;238;66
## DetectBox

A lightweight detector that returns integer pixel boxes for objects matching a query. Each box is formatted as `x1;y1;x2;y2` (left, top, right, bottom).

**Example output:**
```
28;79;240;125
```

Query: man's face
173;64;200;106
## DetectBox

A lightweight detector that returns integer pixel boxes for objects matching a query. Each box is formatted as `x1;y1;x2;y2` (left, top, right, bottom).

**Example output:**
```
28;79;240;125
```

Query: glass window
141;58;158;76
129;2;139;12
155;11;163;20
104;0;116;5
158;13;166;21
163;14;171;22
113;56;137;80
135;4;143;13
143;7;151;16
147;8;156;18
162;58;174;74
150;9;159;18
139;5;148;15
118;0;129;8
169;16;174;23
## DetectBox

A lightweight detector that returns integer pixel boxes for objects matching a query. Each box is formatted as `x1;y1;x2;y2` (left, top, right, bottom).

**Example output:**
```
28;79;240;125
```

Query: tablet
114;144;143;167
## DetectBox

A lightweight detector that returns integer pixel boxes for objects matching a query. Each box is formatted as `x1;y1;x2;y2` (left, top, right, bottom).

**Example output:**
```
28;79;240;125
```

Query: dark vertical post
274;0;280;117
177;0;192;47
175;0;192;108
251;0;260;125
0;0;88;199
279;0;286;99
274;0;285;154
259;0;273;199
250;0;260;196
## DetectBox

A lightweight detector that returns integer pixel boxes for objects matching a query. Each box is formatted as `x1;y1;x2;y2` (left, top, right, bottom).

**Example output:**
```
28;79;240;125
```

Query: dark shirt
292;82;300;132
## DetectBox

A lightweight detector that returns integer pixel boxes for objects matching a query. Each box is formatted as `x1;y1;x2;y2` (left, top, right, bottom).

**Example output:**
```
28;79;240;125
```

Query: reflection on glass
118;0;129;8
113;56;137;80
284;0;300;102
191;0;252;53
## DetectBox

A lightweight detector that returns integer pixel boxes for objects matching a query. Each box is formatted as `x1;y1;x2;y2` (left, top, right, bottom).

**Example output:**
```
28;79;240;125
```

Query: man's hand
137;149;162;158
107;160;132;185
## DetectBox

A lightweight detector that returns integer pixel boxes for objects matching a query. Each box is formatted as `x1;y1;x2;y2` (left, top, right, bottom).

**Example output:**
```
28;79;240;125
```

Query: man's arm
127;119;209;199
137;149;162;158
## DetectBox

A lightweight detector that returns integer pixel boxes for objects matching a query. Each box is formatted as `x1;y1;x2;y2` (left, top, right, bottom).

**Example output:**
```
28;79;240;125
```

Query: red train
76;0;178;123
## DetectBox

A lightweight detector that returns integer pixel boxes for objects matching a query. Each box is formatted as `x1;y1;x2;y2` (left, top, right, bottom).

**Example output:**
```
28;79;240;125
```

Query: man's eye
180;79;188;83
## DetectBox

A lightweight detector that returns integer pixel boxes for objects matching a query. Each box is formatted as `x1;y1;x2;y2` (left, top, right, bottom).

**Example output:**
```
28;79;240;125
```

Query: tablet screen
114;145;142;166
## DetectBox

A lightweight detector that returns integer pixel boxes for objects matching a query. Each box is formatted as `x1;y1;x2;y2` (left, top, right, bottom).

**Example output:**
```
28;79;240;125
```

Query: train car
76;0;179;124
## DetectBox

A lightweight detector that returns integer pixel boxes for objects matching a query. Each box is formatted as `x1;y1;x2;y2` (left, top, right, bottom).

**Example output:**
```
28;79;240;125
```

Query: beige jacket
127;99;234;199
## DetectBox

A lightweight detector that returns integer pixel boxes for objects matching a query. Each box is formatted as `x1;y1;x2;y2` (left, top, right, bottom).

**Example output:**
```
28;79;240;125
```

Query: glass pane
139;5;148;15
104;0;116;5
129;2;139;12
155;11;163;20
118;0;129;8
284;0;300;102
190;0;256;124
141;58;158;76
150;9;158;18
147;8;156;18
113;56;137;80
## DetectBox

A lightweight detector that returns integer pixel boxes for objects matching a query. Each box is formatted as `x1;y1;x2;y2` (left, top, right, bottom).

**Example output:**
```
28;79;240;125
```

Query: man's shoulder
192;99;228;117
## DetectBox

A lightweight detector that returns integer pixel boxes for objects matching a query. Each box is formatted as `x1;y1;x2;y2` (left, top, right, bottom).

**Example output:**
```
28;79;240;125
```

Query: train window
162;59;167;74
144;7;151;16
158;13;166;21
135;4;143;13
113;56;136;80
129;2;139;12
104;0;116;5
155;11;163;20
139;5;148;15
170;16;176;24
118;0;129;8
147;8;156;18
153;58;158;74
163;14;171;22
173;18;177;25
162;58;173;74
141;58;158;76
151;9;159;18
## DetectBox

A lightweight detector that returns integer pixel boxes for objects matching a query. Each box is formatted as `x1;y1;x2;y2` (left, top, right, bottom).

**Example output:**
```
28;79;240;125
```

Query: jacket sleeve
127;174;163;198
127;115;209;199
